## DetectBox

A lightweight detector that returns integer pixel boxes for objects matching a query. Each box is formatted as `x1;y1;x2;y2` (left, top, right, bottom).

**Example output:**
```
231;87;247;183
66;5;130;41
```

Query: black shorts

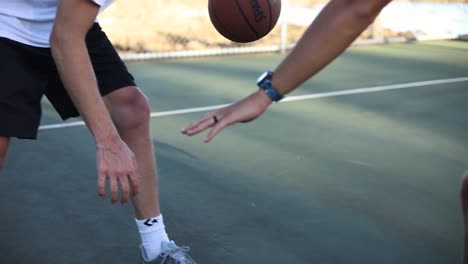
0;23;136;139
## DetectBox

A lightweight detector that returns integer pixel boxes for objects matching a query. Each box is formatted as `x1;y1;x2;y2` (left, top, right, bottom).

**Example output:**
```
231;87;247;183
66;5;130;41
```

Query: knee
109;87;151;131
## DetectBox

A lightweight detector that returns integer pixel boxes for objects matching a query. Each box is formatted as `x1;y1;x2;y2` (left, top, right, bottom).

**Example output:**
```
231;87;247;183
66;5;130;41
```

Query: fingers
110;173;119;204
97;171;139;204
204;122;227;142
181;110;229;142
111;170;132;205
98;168;107;199
118;173;131;204
97;163;132;204
182;114;214;136
181;116;207;134
182;119;202;133
182;112;227;142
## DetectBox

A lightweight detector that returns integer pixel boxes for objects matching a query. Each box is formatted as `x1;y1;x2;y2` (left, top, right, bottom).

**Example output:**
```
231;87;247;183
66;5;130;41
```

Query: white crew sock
136;214;170;261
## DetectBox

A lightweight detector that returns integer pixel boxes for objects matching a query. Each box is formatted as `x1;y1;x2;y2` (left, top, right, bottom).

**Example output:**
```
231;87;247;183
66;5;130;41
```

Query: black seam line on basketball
211;4;237;41
234;0;260;38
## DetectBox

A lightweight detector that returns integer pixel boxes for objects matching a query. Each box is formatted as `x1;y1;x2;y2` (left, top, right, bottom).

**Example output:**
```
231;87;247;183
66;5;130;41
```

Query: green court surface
1;40;467;264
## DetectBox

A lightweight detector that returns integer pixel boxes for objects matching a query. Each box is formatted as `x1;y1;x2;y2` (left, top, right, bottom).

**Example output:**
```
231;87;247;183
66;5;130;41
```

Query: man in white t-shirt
0;1;194;263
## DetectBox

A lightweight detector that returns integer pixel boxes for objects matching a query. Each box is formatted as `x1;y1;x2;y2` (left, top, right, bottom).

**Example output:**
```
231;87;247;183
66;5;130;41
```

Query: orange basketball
208;0;281;43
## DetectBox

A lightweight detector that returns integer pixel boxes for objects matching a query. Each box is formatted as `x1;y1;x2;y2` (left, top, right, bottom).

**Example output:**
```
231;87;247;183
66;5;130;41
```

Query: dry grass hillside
99;0;466;53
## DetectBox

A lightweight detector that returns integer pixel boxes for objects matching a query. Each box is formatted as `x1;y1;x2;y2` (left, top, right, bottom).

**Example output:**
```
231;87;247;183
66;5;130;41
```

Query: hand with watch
182;0;392;143
181;70;283;142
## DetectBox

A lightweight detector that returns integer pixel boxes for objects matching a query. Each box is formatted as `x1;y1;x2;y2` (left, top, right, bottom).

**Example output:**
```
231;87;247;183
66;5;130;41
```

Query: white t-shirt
0;0;115;47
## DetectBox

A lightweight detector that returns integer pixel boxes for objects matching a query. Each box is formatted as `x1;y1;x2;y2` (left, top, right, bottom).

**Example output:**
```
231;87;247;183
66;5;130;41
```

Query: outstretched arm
182;0;391;142
50;0;140;204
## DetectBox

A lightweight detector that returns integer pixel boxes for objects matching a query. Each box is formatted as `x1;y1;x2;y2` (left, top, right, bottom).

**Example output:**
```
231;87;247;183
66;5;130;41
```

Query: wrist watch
256;71;284;102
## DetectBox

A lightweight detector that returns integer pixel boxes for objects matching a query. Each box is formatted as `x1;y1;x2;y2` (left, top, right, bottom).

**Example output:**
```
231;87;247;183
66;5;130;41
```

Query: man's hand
96;137;140;204
181;89;272;142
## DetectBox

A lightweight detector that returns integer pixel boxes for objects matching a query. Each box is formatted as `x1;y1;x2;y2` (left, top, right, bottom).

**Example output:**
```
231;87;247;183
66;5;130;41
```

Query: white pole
280;0;289;54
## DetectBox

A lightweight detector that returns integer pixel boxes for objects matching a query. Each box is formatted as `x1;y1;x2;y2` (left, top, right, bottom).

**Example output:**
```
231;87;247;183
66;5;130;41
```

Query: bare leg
103;86;159;219
0;136;10;170
462;172;468;264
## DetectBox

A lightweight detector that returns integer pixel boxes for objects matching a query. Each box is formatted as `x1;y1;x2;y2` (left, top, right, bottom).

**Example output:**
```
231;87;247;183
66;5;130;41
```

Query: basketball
208;0;281;43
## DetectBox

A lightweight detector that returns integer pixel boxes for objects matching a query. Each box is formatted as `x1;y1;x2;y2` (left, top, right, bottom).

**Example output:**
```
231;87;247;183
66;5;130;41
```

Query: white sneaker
140;240;195;264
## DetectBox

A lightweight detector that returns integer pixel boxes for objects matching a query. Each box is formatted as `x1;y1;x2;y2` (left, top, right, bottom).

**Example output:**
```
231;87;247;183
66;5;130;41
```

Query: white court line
39;77;468;131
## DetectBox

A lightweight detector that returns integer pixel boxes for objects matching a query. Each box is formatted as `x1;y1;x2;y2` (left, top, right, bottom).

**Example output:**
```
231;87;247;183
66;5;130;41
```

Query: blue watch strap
259;79;283;102
257;71;284;102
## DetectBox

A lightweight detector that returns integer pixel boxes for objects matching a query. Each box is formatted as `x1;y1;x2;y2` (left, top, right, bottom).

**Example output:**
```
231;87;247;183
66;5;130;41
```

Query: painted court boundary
39;77;468;131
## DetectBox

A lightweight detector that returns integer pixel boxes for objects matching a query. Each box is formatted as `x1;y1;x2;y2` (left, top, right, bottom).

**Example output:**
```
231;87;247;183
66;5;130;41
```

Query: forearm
50;36;119;143
272;0;391;95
